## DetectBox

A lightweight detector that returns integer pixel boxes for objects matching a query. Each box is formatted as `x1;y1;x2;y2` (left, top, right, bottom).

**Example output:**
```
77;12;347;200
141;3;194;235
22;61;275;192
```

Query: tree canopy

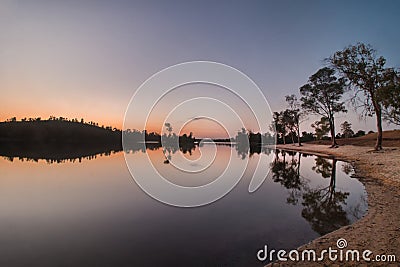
284;94;304;146
300;67;347;147
330;42;397;150
340;121;354;138
311;117;330;140
379;74;400;126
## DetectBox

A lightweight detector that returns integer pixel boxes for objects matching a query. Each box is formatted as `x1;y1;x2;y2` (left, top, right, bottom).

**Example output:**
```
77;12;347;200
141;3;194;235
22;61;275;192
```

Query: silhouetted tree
311;117;330;141
262;132;275;145
164;122;173;136
285;94;305;146
340;121;354;138
300;67;347;147
330;43;398;150
301;131;314;142
379;73;400;125
235;128;249;158
270;111;286;144
353;130;366;137
282;109;296;144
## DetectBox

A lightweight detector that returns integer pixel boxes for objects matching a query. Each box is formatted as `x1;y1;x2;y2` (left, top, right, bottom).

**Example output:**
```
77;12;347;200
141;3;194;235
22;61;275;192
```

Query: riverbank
267;144;400;266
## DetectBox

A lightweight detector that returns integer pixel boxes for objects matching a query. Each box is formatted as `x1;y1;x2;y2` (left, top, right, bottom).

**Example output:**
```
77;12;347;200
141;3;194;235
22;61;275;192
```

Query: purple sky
1;0;399;137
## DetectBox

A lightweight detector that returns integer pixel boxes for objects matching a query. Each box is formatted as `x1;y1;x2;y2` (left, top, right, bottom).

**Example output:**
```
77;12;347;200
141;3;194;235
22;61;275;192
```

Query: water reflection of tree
1;142;123;164
271;150;306;205
233;128;275;159
162;143;196;164
162;145;178;164
301;157;350;235
270;152;351;235
341;162;353;175
1;150;120;164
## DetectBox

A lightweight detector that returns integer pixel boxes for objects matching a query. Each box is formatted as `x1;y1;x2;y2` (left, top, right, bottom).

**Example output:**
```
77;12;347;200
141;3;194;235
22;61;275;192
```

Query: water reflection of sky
0;146;367;266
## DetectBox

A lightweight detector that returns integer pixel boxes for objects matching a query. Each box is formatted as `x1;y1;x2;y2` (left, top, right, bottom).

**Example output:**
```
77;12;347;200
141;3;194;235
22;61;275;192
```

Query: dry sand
266;144;400;266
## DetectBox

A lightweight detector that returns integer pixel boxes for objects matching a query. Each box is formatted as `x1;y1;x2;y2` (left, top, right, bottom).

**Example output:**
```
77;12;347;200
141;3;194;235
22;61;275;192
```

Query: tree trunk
374;103;383;150
329;159;337;202
291;131;295;145
297;126;302;146
297;152;301;176
329;117;338;147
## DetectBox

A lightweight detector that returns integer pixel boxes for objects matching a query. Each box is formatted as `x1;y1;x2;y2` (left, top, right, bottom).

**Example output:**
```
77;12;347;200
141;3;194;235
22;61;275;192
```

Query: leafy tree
285;94;305;146
262;132;275;145
270;111;287;144
311;117;331;140
379;74;400;125
301;131;314;142
330;43;398;150
300;67;347;147
164;122;173;136
354;130;366;137
340;121;354;138
235;128;250;158
282;109;296;144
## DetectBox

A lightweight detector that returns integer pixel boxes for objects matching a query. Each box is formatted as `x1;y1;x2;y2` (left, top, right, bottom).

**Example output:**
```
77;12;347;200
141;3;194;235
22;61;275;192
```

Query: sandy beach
267;144;400;266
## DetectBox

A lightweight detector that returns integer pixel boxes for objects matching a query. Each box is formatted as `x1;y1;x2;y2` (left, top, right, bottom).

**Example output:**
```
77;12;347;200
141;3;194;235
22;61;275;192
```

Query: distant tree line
122;122;195;145
235;127;275;145
0;118;196;148
1;117;196;140
3;116;120;132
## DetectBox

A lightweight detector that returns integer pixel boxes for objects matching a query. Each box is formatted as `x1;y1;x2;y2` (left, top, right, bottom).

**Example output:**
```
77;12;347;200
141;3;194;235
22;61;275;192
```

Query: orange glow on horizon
1;113;231;139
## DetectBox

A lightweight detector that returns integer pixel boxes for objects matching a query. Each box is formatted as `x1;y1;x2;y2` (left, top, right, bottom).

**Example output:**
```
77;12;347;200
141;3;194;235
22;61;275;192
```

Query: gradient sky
1;0;399;138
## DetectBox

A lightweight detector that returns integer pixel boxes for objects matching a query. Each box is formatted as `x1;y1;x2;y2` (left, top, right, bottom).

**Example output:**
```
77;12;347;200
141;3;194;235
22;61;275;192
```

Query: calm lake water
0;145;367;266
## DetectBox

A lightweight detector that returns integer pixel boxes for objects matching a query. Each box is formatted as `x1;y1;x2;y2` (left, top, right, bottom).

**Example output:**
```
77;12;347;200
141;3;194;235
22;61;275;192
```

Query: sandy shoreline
266;144;400;266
